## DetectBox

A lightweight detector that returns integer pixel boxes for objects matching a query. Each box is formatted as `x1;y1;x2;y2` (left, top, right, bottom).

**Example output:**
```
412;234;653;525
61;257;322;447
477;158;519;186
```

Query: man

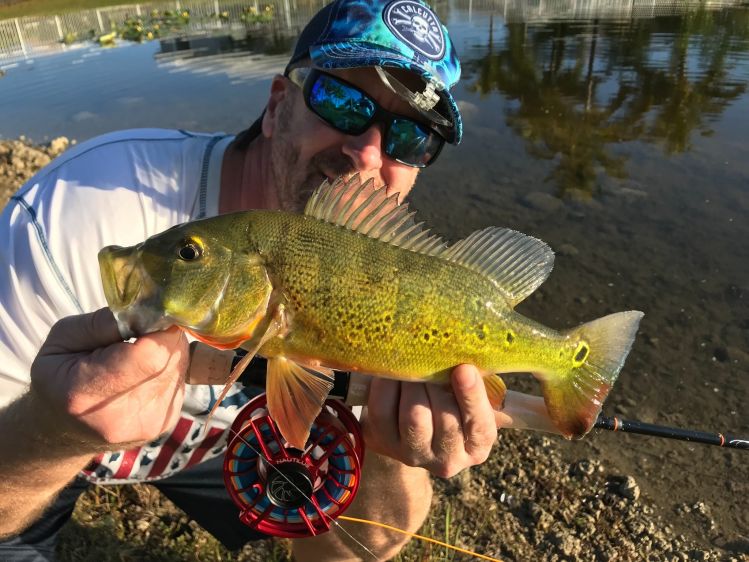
0;0;505;559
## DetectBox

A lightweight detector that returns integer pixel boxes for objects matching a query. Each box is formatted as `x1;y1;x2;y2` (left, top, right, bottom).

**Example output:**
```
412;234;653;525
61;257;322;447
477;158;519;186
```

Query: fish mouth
98;244;166;338
99;245;142;309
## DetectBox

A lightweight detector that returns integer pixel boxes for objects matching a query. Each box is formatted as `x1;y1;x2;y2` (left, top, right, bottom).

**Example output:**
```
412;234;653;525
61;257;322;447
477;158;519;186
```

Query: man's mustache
312;151;358;183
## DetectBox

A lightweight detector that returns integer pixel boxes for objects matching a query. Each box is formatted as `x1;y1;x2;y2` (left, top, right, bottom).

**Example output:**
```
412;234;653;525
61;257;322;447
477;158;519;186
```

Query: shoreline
1;137;746;561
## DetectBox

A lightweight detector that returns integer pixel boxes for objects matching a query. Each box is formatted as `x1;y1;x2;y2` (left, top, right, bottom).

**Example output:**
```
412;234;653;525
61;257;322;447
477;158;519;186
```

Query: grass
58;484;294;562
0;0;149;20
56;479;490;562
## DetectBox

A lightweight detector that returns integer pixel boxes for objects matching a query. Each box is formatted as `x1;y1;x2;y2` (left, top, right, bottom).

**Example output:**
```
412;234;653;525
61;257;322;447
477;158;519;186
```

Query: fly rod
594;414;749;450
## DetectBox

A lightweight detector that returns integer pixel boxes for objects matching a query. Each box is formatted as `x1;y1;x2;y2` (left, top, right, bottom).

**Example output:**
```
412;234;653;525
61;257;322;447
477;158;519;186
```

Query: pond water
1;0;748;552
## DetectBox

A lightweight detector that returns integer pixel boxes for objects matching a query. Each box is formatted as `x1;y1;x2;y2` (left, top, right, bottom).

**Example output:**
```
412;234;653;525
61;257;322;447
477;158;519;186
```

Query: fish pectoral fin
206;310;286;419
266;357;334;450
482;374;507;410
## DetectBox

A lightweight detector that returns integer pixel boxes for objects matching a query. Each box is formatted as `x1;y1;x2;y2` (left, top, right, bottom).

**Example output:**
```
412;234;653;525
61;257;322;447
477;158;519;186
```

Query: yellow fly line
338;515;504;562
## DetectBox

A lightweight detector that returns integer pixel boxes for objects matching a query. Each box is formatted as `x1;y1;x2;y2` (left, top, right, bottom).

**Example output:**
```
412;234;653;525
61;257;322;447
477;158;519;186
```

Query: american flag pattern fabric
82;383;260;483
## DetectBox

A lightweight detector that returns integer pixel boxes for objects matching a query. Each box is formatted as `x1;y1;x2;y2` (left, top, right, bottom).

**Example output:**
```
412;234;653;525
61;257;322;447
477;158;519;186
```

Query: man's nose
341;125;383;171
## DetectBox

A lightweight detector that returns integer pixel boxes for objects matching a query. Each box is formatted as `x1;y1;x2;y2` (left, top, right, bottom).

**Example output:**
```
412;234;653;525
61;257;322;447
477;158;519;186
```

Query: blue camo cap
286;0;463;144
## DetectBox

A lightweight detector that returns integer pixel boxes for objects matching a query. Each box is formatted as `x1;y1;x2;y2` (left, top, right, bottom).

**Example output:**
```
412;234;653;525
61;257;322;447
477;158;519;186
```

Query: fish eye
178;239;202;261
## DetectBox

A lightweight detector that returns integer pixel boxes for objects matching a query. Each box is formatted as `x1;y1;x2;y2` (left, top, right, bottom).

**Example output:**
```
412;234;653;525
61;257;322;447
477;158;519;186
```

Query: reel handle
187;341;370;404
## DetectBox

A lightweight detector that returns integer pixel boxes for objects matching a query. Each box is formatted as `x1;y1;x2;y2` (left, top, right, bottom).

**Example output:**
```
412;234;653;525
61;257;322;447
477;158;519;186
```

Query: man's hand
361;364;507;478
30;307;189;449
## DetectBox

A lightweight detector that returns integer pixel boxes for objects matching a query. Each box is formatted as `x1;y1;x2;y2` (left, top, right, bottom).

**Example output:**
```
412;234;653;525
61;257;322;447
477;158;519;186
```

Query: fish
98;175;643;449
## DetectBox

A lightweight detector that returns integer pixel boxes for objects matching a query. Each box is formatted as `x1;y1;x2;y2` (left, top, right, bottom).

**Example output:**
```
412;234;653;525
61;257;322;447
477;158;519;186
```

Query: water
1;0;748;551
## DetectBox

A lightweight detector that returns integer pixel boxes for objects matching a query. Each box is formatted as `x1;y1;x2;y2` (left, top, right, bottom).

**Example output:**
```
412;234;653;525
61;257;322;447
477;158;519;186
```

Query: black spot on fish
506;332;515;344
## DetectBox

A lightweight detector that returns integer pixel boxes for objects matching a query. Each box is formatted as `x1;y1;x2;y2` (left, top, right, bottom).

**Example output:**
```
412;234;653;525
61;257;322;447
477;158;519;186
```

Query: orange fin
206;309;287;420
482;374;507;410
266;358;334;449
539;310;643;438
183;328;251;351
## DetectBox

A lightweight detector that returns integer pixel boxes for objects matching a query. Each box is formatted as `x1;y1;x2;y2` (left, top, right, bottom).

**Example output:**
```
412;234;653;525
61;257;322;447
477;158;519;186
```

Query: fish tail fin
538;311;643;439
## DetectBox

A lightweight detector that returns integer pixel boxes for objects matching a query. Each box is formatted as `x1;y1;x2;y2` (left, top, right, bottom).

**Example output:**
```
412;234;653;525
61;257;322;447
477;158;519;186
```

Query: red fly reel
223;393;364;538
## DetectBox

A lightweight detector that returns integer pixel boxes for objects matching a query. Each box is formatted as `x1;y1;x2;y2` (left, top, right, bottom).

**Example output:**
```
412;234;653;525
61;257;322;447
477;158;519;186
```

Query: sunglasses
287;68;445;168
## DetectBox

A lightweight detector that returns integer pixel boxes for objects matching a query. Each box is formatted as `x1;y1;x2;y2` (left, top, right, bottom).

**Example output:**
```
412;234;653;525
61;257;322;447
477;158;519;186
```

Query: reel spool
223;393;364;538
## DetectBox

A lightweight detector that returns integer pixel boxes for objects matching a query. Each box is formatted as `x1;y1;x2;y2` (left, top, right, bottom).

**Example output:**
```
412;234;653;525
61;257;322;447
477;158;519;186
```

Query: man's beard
270;100;358;213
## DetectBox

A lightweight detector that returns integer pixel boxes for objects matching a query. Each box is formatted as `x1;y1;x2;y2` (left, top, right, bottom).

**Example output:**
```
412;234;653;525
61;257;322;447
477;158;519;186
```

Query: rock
712;347;729;362
0;138;72;209
617;186;649;201
726;346;749;365
521;192;563;213
548;529;582;557
557;243;579;256
570;459;600;478
48;136;70;157
617;476;640;501
529;502;554;532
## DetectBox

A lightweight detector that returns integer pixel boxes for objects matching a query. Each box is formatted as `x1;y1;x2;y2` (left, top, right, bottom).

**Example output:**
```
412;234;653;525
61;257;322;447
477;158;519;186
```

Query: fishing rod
594;414;749;450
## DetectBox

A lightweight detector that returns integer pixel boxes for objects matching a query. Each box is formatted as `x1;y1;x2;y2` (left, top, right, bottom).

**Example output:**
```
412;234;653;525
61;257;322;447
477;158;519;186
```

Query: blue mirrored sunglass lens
309;75;376;132
386;119;441;166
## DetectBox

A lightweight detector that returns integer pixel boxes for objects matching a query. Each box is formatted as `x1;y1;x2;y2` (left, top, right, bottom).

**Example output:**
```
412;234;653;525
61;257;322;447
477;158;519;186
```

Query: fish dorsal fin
304;176;554;305
442;227;555;307
304;175;448;256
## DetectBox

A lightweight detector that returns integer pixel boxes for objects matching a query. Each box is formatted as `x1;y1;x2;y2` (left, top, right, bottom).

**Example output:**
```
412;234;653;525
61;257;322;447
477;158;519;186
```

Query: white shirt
0;128;259;483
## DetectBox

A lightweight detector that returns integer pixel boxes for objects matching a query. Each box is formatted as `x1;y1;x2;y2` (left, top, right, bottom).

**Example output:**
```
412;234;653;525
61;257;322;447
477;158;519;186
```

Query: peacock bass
98;176;643;449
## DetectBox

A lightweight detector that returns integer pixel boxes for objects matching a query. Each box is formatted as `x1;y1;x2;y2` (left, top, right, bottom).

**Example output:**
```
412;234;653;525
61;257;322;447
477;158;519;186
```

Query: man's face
265;66;432;212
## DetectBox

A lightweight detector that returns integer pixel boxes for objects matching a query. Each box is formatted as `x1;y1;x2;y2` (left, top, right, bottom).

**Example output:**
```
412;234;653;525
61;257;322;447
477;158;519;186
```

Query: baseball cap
286;0;463;144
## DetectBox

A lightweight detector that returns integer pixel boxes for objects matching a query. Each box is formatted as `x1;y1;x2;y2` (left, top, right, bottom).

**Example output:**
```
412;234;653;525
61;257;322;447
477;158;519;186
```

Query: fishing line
227;425;380;560
227;423;502;561
338;516;505;562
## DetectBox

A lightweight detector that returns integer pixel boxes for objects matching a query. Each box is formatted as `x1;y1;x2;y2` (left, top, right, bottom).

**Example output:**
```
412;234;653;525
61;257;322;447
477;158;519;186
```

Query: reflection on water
462;9;749;196
155;32;296;82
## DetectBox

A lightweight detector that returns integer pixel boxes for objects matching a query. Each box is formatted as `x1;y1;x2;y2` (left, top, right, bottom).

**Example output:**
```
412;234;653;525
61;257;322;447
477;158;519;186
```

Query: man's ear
262;75;290;138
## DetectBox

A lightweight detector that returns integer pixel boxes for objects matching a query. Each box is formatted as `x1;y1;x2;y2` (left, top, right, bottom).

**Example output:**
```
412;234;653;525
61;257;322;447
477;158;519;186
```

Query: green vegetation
0;0;132;20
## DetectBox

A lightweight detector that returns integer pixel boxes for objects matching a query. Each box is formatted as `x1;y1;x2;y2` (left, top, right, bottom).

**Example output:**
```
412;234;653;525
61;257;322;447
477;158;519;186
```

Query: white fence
0;0;744;63
0;0;323;63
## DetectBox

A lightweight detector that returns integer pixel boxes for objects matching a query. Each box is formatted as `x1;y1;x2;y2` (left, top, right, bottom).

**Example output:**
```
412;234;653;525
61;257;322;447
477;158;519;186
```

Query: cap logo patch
384;0;445;61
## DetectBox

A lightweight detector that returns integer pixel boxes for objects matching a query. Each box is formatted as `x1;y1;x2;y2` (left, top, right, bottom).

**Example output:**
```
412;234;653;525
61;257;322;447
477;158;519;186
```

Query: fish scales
249;211;559;381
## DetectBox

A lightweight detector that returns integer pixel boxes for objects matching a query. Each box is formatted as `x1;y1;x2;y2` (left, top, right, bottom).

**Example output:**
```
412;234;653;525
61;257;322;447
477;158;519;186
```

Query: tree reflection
464;9;749;197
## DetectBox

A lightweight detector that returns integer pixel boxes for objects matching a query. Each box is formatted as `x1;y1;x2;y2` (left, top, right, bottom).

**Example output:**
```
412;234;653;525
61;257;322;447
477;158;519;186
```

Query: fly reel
223;392;364;538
